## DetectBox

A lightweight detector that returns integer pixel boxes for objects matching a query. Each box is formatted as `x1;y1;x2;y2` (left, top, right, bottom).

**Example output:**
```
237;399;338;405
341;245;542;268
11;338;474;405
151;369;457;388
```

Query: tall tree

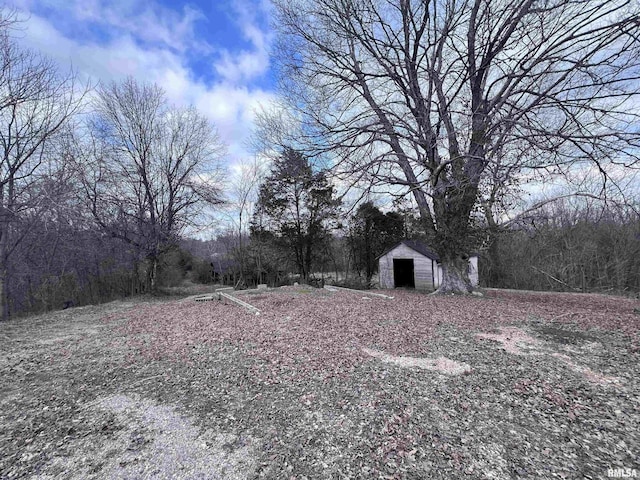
253;147;340;281
77;78;225;291
268;0;640;293
348;202;404;282
0;13;86;319
227;158;265;287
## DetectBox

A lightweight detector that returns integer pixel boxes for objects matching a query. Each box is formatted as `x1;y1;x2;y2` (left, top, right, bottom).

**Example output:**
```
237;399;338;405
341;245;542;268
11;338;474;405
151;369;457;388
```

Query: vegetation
261;0;640;293
0;13;87;319
347;202;404;284
76;78;224;292
482;200;640;294
1;3;640;319
252;147;341;283
0;13;224;319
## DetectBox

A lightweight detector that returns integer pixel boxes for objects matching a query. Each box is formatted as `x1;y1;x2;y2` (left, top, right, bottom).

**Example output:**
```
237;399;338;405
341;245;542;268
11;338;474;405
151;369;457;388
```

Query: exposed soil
361;347;471;375
1;288;638;479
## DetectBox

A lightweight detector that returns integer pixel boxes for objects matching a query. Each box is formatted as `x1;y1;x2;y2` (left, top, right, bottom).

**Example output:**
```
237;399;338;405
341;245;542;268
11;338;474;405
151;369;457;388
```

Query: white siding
434;262;443;289
379;244;480;290
378;244;434;290
379;252;395;288
469;256;479;287
434;256;478;288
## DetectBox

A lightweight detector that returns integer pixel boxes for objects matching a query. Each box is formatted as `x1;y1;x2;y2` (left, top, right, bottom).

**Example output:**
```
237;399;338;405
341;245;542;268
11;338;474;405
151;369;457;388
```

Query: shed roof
402;239;441;260
378;239;479;261
378;239;440;261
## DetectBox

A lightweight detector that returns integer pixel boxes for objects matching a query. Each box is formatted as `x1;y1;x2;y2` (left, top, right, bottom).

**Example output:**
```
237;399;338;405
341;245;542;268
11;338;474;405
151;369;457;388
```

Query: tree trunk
238;212;245;287
131;260;141;296
304;240;313;282
0;263;8;321
436;256;473;294
485;234;502;288
150;256;158;291
256;244;263;285
0;179;11;320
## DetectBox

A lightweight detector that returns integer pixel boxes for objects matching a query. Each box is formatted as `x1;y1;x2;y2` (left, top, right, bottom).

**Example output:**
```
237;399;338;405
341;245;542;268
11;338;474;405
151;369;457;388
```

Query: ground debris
362;347;471;375
1;288;638;479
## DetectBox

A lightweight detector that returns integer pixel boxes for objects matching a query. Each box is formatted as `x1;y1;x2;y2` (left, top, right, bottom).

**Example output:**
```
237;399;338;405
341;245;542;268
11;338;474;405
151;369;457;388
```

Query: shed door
393;259;415;288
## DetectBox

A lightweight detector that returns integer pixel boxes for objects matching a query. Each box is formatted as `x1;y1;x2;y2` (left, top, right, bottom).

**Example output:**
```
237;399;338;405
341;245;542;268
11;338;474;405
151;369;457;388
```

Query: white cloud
214;21;271;84
18;0;206;52
5;1;278;165
195;86;275;156
215;49;269;85
3;0;281;240
11;10;183;82
213;6;272;85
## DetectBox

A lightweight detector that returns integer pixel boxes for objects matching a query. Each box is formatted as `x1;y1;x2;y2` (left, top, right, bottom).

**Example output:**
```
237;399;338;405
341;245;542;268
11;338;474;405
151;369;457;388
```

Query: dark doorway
393;258;415;288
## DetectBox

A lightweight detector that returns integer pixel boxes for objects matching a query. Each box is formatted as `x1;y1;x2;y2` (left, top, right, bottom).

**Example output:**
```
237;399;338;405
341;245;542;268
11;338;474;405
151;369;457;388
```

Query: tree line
0;13;224;320
211;169;640;296
483;200;640;294
2;1;640;319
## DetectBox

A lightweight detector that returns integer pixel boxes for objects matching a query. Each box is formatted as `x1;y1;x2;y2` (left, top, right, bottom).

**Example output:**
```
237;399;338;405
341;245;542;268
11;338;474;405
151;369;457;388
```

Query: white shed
378;240;478;290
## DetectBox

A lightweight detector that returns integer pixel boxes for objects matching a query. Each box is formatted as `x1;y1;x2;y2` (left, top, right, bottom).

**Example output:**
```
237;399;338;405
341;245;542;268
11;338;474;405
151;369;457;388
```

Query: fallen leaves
2;288;639;479
112;287;640;385
551;353;622;386
474;324;625;386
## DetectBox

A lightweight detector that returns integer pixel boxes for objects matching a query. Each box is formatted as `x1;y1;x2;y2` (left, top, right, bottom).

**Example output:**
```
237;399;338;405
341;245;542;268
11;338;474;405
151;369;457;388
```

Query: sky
6;0;634;236
5;0;277;164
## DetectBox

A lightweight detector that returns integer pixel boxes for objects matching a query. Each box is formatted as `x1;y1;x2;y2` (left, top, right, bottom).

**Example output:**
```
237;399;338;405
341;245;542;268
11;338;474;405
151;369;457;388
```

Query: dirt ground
1;287;638;479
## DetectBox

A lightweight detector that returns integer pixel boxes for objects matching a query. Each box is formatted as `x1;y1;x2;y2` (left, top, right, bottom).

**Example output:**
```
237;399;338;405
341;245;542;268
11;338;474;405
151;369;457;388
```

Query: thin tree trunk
131;260;140;296
0;179;11;320
0;263;8;321
238;212;245;287
150;256;158;291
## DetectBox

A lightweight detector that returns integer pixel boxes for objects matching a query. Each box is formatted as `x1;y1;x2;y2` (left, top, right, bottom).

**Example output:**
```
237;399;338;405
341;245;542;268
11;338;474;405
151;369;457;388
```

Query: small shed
378;240;478;290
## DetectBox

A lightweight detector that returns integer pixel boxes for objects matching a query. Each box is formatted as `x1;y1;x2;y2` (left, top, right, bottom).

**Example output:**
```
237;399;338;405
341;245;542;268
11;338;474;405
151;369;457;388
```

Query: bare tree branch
266;0;640;293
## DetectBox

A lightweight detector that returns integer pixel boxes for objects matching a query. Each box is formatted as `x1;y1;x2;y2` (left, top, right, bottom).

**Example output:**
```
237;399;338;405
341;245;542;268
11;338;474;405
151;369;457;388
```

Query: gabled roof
378;239;479;261
378;239;440;261
401;239;441;260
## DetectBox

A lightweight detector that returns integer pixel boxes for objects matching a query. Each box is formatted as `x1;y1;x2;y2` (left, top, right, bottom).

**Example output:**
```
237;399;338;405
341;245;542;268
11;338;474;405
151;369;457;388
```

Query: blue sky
6;0;277;162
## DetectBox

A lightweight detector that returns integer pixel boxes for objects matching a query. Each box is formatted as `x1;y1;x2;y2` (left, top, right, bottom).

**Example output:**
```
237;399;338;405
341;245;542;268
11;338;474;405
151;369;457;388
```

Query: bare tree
226;157;265;287
0;13;86;319
78;78;225;291
483;197;640;293
267;0;640;293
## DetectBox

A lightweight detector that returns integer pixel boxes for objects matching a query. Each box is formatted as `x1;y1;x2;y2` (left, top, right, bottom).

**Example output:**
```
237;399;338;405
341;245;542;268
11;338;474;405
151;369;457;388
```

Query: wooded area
261;0;640;293
192;196;640;295
1;2;639;320
0;12;224;320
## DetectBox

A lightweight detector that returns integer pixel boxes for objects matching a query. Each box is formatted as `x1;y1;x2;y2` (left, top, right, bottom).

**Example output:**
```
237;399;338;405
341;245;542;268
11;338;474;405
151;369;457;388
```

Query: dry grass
1;287;638;479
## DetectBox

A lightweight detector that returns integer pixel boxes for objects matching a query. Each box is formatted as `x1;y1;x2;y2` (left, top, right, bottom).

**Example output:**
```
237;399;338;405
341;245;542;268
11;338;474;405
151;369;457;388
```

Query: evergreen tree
348;202;404;282
253;148;340;281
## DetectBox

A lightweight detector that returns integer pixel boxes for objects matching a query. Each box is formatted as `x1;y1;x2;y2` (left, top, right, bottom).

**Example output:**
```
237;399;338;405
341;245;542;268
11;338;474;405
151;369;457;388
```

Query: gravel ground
39;393;256;480
1;287;638;479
